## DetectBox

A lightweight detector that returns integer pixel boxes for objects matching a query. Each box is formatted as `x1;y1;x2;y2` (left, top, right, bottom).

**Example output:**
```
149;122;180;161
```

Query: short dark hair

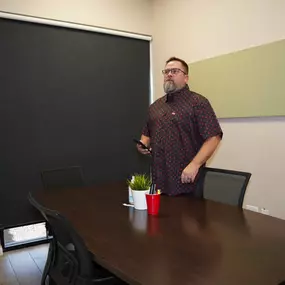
166;57;189;74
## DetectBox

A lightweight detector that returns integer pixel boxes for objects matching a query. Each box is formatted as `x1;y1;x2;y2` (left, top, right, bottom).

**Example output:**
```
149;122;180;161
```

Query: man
137;57;223;196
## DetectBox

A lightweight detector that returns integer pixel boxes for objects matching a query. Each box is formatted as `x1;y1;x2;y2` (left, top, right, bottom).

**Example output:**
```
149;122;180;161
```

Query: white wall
0;0;152;35
152;0;285;219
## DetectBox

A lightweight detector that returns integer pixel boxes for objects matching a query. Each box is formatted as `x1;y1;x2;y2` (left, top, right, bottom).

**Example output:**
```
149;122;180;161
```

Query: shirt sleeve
141;111;150;137
194;98;223;141
141;122;150;137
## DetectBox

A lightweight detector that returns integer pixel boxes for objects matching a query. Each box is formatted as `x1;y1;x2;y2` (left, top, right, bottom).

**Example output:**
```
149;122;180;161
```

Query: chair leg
41;243;54;285
47;276;57;285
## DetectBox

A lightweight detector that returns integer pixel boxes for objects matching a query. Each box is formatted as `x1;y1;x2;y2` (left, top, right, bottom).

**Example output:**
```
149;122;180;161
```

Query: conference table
35;181;285;285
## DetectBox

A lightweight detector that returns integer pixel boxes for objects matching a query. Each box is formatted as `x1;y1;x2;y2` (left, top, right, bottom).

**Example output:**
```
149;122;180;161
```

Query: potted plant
127;173;151;210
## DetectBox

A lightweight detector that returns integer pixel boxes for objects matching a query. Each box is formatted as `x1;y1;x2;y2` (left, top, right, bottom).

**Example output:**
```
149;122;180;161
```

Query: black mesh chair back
201;167;251;207
41;166;85;190
28;192;116;285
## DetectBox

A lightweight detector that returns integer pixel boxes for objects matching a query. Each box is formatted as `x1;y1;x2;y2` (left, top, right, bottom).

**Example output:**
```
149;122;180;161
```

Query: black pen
150;183;156;194
150;183;154;194
150;183;153;194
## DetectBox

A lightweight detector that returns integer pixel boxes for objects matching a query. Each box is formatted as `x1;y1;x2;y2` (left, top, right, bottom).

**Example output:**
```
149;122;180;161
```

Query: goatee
163;80;177;93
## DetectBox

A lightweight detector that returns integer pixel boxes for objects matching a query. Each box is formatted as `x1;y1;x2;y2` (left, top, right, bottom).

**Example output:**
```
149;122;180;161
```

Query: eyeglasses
162;68;187;76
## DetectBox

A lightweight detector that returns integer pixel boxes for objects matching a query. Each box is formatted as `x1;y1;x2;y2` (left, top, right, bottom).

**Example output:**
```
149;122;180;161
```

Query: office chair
201;167;251;207
28;192;127;285
41;166;85;190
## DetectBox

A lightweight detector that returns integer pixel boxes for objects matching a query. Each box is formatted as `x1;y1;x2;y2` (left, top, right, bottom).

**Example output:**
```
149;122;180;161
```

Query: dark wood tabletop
35;181;285;285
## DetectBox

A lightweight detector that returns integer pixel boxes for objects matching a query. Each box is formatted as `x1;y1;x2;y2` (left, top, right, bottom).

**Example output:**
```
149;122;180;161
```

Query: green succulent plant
127;173;151;190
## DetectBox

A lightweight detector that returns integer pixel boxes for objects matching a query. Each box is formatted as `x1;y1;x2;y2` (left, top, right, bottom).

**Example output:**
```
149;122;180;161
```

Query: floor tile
8;249;42;285
0;254;19;285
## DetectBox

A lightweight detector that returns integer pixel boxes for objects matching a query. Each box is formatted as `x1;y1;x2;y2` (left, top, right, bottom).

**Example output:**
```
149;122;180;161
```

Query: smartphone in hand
133;139;152;153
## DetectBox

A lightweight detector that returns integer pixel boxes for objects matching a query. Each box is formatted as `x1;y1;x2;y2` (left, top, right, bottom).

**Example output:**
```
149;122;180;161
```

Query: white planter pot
131;189;149;210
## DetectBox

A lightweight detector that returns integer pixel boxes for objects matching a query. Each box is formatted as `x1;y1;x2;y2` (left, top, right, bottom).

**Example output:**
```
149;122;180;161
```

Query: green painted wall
189;39;285;118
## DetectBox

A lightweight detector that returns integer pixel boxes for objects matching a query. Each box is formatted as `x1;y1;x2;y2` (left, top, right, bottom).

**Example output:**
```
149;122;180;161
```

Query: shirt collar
165;84;190;102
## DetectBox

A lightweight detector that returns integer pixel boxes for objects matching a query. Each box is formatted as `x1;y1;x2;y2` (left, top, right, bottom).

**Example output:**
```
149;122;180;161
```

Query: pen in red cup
150;183;156;194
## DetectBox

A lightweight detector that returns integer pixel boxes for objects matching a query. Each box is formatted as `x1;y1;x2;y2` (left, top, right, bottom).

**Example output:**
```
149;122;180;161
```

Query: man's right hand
136;143;152;155
136;135;151;155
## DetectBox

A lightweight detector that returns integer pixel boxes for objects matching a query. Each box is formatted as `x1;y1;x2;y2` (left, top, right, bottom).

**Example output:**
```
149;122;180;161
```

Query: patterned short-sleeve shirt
142;85;223;196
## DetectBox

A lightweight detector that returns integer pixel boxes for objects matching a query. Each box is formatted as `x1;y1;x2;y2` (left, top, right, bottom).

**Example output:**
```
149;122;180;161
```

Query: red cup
145;193;161;215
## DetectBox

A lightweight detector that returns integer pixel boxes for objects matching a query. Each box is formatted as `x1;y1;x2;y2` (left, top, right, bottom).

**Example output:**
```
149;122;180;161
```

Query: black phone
133;139;151;152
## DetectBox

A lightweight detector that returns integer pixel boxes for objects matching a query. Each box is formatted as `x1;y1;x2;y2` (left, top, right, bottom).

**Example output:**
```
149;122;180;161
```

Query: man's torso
147;87;208;195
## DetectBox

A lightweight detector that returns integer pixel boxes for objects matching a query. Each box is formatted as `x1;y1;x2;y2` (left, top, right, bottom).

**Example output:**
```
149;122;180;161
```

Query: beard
163;80;178;93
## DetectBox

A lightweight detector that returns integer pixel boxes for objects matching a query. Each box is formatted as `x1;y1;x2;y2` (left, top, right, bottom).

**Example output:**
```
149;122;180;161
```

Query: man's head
163;57;189;93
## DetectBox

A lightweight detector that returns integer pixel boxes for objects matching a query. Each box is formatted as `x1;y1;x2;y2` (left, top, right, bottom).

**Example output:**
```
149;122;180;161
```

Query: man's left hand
181;162;200;183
